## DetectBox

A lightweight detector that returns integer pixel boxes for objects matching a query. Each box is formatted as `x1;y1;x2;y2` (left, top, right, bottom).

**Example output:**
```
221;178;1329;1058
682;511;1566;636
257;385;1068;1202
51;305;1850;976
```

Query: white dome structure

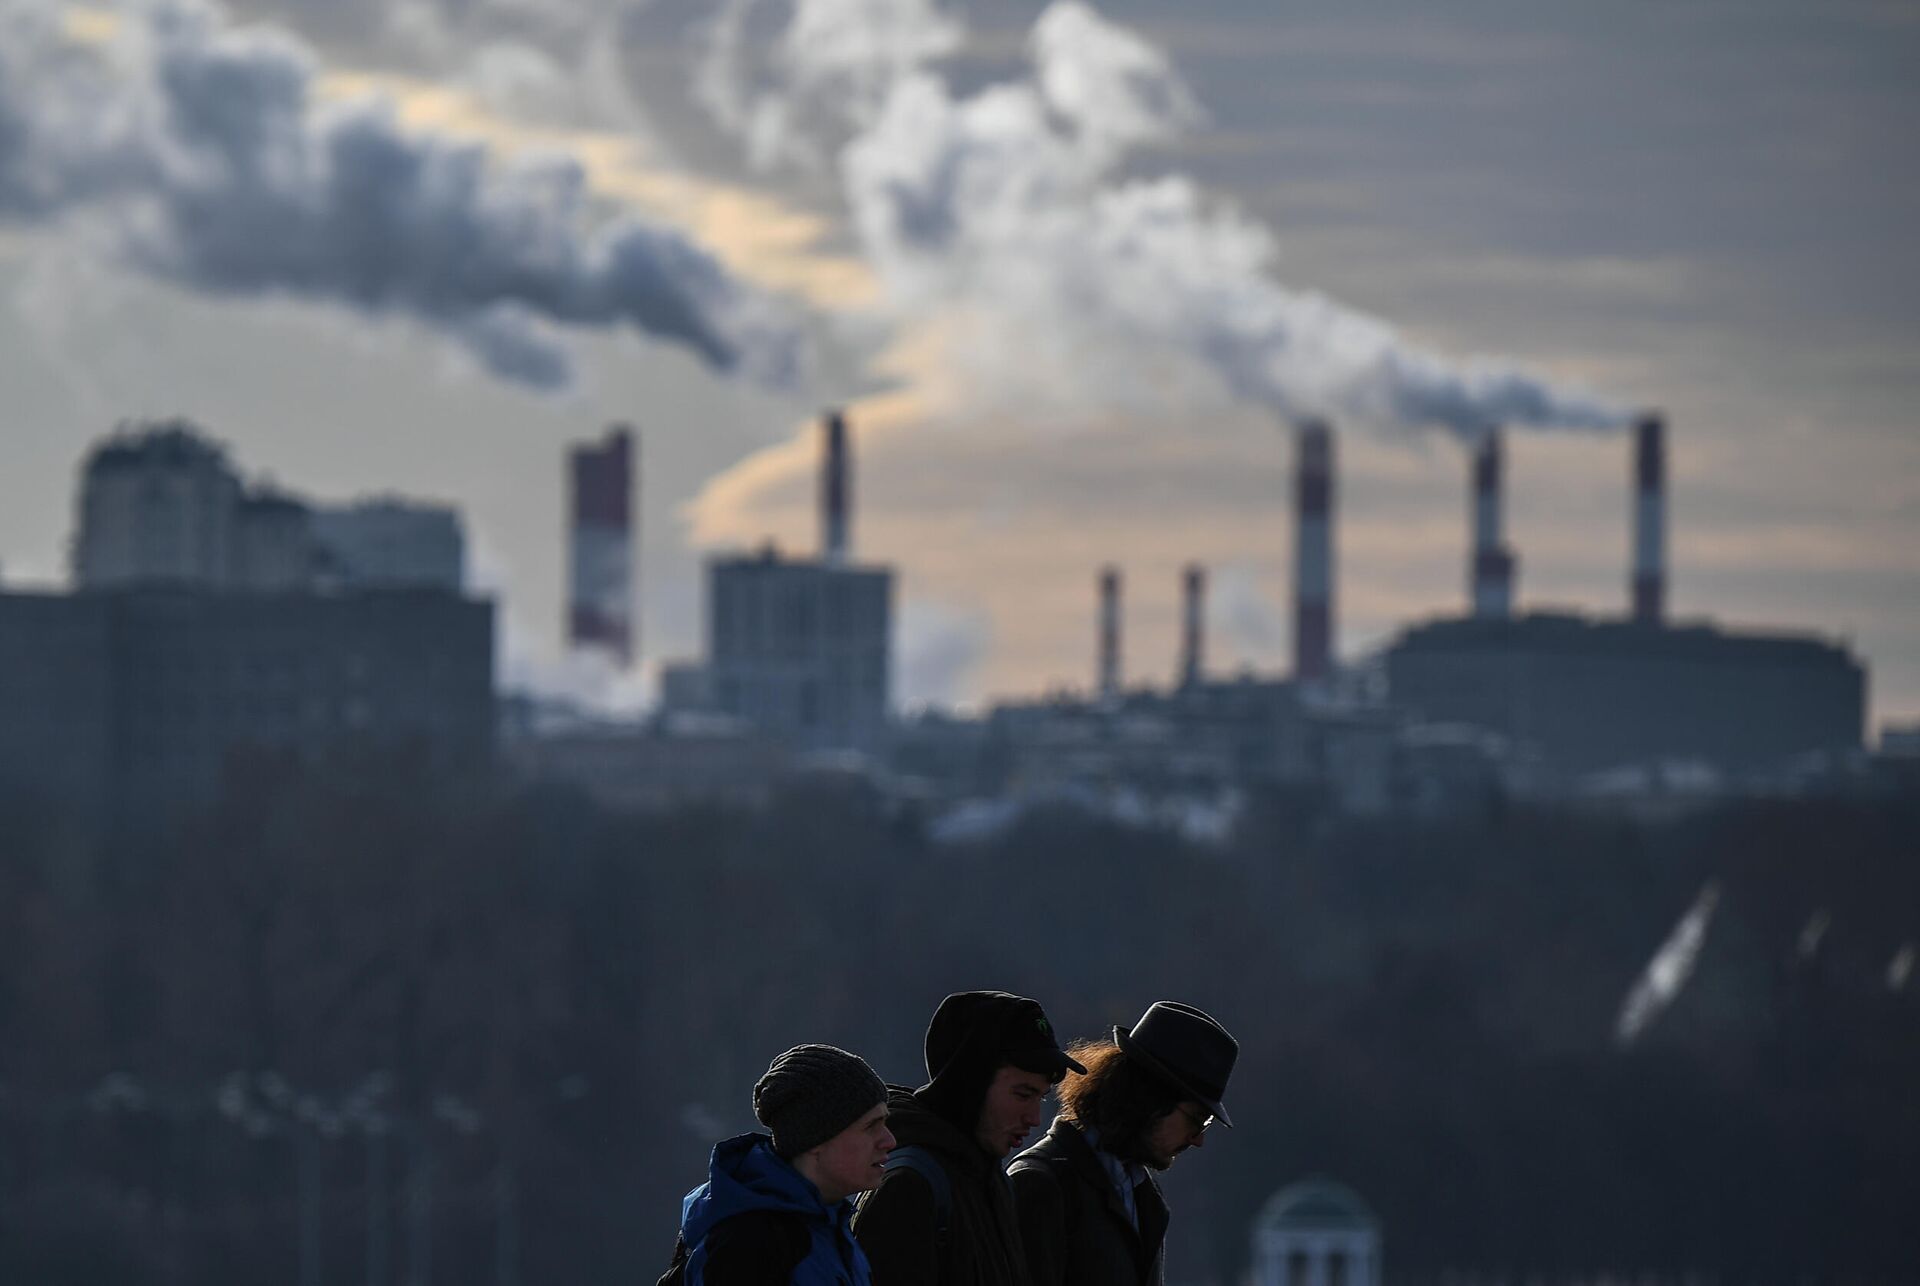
1250;1177;1381;1286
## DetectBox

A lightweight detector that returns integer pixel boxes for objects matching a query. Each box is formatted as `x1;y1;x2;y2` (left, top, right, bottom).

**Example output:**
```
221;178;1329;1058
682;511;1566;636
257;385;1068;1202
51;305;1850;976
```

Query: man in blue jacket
676;1044;896;1286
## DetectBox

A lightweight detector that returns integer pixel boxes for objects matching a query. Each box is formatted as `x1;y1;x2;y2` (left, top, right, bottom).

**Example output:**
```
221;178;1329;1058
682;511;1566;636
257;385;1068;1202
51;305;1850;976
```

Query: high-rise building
311;500;464;591
73;420;464;595
74;422;244;588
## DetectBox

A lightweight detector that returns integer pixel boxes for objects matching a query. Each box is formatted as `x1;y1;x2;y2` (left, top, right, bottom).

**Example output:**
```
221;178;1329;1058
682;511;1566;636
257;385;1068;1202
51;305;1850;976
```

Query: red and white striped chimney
567;424;636;667
1098;566;1122;699
821;408;850;564
1180;563;1205;689
1470;428;1516;619
1293;419;1334;682
1632;412;1666;624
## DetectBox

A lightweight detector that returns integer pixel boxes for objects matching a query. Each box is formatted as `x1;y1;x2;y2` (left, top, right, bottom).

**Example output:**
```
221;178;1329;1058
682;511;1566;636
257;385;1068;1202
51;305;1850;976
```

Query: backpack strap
877;1145;952;1251
654;1234;690;1286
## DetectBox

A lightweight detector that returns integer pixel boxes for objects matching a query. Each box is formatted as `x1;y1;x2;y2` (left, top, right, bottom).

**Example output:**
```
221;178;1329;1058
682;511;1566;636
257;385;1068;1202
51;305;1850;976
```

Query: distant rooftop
710;540;891;574
1395;611;1857;667
86;419;233;474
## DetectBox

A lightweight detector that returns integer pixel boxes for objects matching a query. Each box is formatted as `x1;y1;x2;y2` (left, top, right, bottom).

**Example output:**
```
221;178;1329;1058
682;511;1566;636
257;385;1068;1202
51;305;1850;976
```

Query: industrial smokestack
1180;563;1205;690
1632;412;1666;624
1470;428;1517;619
567;425;635;667
821;409;850;564
1098;566;1122;699
1293;419;1334;682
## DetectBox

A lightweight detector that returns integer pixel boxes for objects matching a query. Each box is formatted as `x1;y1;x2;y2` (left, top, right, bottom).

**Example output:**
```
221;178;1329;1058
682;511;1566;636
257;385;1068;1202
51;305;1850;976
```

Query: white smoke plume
0;0;798;391
897;597;990;709
695;0;962;171
700;0;1625;437
1615;880;1721;1047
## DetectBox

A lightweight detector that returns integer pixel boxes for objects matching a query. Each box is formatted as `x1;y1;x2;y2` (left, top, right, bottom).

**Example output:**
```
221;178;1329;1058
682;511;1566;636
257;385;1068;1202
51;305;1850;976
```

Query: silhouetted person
1010;1001;1238;1286
671;1045;895;1286
853;990;1085;1286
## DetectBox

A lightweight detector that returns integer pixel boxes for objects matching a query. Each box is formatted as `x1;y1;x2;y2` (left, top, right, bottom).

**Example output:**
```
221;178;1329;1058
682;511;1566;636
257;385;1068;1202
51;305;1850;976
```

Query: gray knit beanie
752;1044;887;1159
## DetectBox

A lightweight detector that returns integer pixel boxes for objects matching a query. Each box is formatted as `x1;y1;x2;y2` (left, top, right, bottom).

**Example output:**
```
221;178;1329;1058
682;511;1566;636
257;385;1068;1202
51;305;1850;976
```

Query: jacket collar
1038;1117;1171;1257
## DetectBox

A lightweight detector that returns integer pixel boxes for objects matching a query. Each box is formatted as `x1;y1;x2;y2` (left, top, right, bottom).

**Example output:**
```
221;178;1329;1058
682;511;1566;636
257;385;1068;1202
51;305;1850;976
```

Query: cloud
0;0;800;391
700;0;1624;438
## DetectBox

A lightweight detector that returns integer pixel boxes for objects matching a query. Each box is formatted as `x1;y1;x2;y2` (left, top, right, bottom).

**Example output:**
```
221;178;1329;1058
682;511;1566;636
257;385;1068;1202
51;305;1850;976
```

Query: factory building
1384;613;1864;778
681;411;894;751
706;546;892;752
0;587;493;817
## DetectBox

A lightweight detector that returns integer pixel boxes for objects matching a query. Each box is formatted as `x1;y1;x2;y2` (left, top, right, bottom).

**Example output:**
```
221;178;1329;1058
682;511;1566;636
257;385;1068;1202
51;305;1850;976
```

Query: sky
3;0;1917;730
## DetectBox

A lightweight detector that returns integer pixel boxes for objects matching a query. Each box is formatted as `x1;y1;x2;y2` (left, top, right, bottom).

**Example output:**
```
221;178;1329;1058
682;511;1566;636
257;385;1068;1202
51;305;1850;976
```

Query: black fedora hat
1112;1001;1238;1128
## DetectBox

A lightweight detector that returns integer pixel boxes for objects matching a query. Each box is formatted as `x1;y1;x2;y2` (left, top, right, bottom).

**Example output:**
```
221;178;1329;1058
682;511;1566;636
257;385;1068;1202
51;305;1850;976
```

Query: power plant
0;401;1884;825
656;409;894;752
1044;408;1865;808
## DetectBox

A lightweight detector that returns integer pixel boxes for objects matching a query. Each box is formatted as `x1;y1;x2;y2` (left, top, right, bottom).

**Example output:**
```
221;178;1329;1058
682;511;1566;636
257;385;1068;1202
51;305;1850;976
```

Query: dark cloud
0;0;798;391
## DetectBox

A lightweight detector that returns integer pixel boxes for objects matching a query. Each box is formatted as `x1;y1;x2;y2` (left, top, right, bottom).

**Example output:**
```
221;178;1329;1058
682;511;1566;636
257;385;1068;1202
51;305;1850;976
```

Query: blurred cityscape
4;410;1909;836
1;412;1915;1286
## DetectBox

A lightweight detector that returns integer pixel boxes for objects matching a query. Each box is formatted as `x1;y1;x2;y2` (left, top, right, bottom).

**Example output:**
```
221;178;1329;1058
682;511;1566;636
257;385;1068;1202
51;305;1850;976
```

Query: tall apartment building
72;421;463;594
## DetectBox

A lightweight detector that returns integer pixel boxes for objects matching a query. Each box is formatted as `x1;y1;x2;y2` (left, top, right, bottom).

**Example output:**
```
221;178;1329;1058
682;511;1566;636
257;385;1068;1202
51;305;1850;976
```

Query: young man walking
852;990;1085;1286
674;1044;895;1286
1009;1001;1238;1286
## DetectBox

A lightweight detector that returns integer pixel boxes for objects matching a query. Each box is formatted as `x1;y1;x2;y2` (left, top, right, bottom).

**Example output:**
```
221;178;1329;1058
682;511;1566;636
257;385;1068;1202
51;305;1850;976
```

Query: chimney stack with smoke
1098;566;1122;700
567;425;636;667
821;409;851;565
1470;429;1517;619
1180;563;1205;690
1632;412;1666;624
1293;420;1335;682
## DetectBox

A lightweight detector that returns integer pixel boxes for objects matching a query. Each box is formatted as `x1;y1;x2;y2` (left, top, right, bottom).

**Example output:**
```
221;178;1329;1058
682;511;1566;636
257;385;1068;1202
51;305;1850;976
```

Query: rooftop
1392;611;1858;668
1256;1177;1380;1233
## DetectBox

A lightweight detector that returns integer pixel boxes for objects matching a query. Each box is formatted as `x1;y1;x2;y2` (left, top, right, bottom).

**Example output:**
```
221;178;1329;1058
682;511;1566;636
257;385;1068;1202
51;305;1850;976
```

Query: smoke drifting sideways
699;0;1626;438
0;0;799;392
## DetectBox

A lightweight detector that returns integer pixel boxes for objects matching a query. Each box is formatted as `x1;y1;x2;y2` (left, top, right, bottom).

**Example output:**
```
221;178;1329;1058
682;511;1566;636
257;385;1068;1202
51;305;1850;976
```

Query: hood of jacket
680;1131;836;1247
884;1085;1000;1180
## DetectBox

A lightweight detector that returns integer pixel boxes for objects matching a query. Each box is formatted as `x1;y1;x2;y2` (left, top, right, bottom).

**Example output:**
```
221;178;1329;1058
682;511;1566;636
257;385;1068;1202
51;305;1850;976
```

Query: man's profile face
974;1065;1051;1158
811;1102;895;1201
1140;1099;1211;1171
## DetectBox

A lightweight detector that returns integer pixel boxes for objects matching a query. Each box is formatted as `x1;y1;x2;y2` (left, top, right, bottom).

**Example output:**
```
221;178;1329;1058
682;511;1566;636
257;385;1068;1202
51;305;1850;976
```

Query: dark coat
852;1086;1032;1286
678;1133;874;1286
1007;1119;1169;1286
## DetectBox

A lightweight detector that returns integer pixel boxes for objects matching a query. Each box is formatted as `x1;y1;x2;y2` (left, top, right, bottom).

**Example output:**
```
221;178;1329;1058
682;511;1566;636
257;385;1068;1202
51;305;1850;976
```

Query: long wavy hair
1054;1039;1184;1162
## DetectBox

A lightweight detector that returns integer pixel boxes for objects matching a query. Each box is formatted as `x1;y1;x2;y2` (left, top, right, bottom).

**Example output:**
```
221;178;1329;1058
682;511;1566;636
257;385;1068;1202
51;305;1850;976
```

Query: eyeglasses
1176;1105;1215;1135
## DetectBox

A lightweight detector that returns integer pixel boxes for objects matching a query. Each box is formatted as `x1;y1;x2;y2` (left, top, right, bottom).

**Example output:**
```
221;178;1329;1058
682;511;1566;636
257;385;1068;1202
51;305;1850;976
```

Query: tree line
1;754;1916;1285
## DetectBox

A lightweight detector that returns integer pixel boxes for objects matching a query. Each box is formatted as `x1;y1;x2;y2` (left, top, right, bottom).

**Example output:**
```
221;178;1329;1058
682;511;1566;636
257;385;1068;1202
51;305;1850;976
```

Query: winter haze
3;0;1917;722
